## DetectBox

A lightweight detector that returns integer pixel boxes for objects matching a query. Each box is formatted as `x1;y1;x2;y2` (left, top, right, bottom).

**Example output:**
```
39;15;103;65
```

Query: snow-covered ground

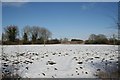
0;44;118;78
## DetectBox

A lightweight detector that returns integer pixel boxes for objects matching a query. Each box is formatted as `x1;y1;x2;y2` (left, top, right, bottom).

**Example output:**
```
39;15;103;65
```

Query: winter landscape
1;1;120;79
1;45;119;78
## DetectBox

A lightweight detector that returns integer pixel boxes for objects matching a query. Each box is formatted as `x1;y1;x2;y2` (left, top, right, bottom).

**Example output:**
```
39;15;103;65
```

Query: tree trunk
44;40;46;46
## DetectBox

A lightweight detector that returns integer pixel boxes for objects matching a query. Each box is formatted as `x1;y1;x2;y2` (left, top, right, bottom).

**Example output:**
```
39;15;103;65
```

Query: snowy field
0;45;118;78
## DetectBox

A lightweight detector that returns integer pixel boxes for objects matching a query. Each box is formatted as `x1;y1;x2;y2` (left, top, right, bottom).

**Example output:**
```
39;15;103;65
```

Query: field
0;45;119;78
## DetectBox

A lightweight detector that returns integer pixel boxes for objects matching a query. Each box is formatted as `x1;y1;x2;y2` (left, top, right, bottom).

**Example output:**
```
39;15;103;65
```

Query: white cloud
2;2;28;7
80;3;96;10
81;5;88;10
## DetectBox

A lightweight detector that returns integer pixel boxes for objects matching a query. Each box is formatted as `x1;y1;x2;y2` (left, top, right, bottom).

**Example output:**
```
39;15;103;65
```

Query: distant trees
23;32;28;43
71;39;83;44
85;34;108;44
23;26;31;41
40;27;52;46
22;26;52;44
22;26;52;45
2;25;119;45
108;34;120;45
96;34;108;44
22;26;31;44
71;39;83;42
31;26;41;43
85;33;120;45
2;25;19;43
47;38;60;44
2;25;52;45
88;34;97;41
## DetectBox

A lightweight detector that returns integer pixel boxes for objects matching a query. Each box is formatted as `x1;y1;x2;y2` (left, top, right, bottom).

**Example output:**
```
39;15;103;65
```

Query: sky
2;2;118;40
1;0;120;2
0;2;2;40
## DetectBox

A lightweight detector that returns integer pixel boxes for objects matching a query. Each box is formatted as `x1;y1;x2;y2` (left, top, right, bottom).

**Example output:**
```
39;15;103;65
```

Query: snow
0;44;118;78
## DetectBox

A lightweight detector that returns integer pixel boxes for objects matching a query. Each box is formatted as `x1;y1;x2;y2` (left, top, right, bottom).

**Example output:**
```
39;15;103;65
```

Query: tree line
2;25;52;45
85;34;120;45
1;25;120;45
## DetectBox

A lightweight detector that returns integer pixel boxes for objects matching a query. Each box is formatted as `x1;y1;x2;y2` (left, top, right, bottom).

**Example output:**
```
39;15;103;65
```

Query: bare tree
40;27;52;46
23;32;28;43
23;25;31;41
105;2;119;44
87;34;108;44
89;34;97;41
23;26;52;45
97;34;107;39
31;26;41;43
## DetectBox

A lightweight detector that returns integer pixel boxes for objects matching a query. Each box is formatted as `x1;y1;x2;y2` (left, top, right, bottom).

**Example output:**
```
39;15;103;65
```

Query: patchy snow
0;44;118;78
